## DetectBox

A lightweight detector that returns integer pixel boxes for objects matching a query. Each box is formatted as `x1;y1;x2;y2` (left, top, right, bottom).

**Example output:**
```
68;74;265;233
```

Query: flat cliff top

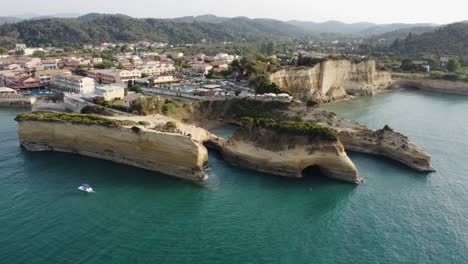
15;111;138;128
239;117;338;142
110;114;211;143
15;111;211;143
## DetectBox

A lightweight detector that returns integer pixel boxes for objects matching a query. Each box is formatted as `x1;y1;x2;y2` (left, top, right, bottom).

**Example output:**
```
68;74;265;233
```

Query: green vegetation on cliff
15;111;137;127
198;99;289;120
240;117;337;141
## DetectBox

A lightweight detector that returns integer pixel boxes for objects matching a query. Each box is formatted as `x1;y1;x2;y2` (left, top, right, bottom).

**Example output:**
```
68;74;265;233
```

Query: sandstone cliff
269;60;392;102
293;108;434;172
211;122;362;184
17;117;208;182
392;78;468;95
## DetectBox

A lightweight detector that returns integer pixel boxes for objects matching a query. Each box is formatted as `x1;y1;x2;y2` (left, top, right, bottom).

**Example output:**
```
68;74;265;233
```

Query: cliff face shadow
301;165;331;181
19;149;204;190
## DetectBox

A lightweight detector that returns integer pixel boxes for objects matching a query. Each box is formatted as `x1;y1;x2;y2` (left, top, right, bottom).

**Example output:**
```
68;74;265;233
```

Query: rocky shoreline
287;107;434;172
392;78;468;96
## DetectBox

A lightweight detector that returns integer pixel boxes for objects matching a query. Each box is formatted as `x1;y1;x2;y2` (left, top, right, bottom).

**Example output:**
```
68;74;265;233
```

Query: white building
87;69;141;84
95;85;125;101
137;65;175;76
181;63;213;77
35;69;72;85
214;53;235;63
41;59;60;70
0;87;17;95
92;58;103;64
52;74;95;94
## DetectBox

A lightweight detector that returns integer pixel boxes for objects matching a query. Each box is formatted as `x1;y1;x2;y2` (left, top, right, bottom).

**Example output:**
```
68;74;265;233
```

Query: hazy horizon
1;0;466;24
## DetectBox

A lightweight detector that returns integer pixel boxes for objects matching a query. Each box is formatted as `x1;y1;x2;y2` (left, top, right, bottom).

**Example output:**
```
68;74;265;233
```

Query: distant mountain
371;26;437;43
0;14;307;47
172;14;230;24
287;20;376;34
287;19;438;36
389;22;468;55
0;17;22;25
0;13;81;25
360;23;437;36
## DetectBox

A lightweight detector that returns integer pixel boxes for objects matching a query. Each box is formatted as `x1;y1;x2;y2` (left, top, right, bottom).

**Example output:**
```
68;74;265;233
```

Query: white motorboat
78;184;94;193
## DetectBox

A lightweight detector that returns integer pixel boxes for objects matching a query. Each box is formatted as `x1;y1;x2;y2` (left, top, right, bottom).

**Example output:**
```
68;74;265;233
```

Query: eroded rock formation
212;124;363;184
269;60;392;102
295;108;434;172
17;119;209;181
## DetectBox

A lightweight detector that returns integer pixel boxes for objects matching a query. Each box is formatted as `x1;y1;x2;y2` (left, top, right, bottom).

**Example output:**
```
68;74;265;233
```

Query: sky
2;0;467;24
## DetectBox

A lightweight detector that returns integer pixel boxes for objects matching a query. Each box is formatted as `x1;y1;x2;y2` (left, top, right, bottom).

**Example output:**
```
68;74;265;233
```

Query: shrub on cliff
196;99;289;120
80;105;113;116
15;111;137;128
240;117;337;141
138;121;150;126
165;121;177;130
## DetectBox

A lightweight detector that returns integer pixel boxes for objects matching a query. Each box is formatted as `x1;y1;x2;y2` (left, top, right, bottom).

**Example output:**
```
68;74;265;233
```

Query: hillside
370;26;437;43
0;17;23;25
288;20;375;34
390;22;468;55
0;14;306;46
360;23;436;36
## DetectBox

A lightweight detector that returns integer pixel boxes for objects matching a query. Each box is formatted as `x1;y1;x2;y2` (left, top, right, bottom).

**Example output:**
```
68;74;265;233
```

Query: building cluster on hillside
0;43;294;102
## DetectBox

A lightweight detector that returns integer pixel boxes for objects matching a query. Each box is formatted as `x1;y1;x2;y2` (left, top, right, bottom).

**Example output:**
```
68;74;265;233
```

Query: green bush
15;111;137;128
80;105;113;116
162;103;178;114
164;121;177;130
240;117;337;141
138;121;150;126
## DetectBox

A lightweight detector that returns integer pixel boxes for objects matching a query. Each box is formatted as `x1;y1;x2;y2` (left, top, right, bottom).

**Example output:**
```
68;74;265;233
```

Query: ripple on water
1;91;468;263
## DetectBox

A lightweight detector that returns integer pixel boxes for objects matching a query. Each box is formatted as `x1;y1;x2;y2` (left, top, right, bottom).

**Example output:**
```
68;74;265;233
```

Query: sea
0;88;467;263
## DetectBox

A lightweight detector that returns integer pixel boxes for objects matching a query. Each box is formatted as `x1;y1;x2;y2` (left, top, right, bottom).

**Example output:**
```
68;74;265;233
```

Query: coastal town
0;42;296;109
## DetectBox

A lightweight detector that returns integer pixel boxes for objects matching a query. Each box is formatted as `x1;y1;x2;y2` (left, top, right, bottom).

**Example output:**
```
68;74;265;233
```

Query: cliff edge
269;60;392;102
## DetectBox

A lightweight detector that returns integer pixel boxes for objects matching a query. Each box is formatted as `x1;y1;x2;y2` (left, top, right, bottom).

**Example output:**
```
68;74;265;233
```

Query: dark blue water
1;89;467;263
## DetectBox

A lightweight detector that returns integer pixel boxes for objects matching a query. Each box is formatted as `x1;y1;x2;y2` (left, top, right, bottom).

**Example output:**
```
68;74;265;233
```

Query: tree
447;57;461;72
249;74;281;94
206;69;218;79
32;51;46;58
260;41;275;56
400;59;418;72
131;85;142;93
0;46;9;54
117;63;125;70
94;60;114;69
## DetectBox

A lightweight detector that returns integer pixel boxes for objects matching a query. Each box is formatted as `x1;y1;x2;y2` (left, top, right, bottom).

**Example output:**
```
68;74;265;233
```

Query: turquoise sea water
1;89;467;263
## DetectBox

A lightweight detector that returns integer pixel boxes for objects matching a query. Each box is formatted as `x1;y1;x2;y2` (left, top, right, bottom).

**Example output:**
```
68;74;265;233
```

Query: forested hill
390;22;468;55
0;13;307;47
